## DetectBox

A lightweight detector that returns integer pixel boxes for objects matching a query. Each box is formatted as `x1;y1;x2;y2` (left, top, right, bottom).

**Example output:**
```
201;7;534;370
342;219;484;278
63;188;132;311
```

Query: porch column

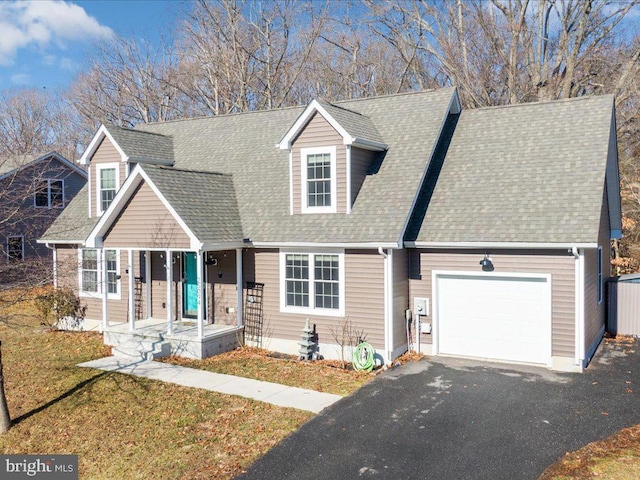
128;249;135;332
145;250;151;319
102;249;109;330
236;248;243;328
197;250;204;340
166;250;173;335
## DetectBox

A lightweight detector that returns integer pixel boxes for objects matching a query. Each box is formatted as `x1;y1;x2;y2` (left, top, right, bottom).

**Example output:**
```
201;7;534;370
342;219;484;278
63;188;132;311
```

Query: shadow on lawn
12;371;110;426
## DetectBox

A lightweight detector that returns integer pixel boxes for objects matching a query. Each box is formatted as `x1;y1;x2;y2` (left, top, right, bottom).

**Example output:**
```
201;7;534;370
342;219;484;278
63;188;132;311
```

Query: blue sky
0;0;184;92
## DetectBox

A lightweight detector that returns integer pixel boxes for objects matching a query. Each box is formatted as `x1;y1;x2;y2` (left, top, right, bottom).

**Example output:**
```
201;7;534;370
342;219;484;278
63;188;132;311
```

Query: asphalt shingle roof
141;165;243;244
414;95;615;244
107;126;174;164
317;101;385;145
135;88;456;244
40;186;99;242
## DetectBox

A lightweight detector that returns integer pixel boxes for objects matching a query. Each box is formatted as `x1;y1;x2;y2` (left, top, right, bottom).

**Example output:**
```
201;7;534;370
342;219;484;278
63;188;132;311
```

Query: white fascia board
350;137;387;151
79;125;129;165
37;239;85;245
278;100;351;150
406;241;599;249
200;242;246;251
252;241;401;249
85;165;201;250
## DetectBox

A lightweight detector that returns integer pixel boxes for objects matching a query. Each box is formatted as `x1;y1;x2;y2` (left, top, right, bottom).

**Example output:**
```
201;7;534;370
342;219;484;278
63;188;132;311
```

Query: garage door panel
436;274;550;365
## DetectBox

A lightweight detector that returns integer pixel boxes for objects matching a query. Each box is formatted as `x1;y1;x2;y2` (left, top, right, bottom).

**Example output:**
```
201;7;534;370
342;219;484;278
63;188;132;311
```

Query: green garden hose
353;341;375;372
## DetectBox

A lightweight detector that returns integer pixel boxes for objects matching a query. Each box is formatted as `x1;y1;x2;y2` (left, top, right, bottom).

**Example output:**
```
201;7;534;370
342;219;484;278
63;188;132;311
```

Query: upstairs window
301;147;336;213
34;179;64;208
96;164;119;215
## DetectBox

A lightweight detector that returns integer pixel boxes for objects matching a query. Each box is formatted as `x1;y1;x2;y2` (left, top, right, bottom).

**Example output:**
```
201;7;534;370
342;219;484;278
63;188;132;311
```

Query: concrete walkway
78;356;342;413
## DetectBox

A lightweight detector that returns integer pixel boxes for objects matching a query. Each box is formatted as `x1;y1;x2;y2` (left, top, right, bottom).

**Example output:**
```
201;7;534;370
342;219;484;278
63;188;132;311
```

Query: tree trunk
0;340;11;434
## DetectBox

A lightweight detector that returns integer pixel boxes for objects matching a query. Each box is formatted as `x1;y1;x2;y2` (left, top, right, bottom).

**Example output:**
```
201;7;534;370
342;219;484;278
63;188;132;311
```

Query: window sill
79;291;121;301
281;305;344;318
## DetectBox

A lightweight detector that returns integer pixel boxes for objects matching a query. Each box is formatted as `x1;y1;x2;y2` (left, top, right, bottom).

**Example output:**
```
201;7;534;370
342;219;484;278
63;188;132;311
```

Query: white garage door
435;273;551;365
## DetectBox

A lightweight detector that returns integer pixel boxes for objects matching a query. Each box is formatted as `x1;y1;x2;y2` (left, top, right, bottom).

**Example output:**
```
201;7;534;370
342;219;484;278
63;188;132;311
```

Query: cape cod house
40;87;621;372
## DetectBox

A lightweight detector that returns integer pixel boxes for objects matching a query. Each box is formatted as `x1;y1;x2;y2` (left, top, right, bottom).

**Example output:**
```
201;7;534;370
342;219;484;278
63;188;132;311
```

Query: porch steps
105;331;171;361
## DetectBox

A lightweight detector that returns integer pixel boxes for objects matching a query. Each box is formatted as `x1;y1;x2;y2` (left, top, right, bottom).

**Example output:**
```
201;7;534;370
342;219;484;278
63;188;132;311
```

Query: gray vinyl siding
291;112;347;214
393;249;409;352
90;137;125;218
251;248;385;350
409;249;576;358
103;181;191;249
584;191;610;352
350;147;375;207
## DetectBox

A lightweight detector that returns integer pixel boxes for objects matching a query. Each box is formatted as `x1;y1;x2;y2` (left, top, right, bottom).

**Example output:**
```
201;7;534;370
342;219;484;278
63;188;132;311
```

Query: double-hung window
34;179;64;208
96;164;118;214
281;251;344;316
79;249;120;298
301;147;336;213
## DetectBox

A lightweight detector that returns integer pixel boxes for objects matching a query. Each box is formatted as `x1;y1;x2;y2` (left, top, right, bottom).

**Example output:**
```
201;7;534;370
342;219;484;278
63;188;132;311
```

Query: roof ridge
148;164;232;177
317;99;367;117
467;94;614;114
109;124;173;138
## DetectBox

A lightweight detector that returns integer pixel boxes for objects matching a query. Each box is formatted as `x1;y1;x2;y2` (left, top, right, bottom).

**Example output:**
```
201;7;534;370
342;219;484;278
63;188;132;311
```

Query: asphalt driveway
236;338;639;480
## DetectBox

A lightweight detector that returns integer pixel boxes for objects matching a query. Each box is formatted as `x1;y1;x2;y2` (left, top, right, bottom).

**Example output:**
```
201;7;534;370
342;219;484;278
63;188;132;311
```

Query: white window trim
279;249;345;317
6;235;24;261
597;246;603;305
95;163;120;215
300;146;337;214
34;178;65;209
78;248;121;300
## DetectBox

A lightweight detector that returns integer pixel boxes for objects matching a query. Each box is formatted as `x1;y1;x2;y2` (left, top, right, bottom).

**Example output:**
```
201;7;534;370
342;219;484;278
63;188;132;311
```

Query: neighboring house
40;87;621;372
0;151;87;272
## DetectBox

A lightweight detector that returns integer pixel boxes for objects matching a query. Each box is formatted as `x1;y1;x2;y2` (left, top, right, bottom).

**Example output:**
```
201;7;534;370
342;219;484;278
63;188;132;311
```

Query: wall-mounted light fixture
480;254;494;272
205;253;218;266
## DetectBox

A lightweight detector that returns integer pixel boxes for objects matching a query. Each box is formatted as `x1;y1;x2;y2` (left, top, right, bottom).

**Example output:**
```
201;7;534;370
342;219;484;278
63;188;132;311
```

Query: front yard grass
0;295;314;479
162;346;373;396
540;425;640;480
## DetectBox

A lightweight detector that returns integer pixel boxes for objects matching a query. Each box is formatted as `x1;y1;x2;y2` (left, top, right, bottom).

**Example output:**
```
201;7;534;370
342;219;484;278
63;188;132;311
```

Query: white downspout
236;248;243;328
45;243;57;288
572;247;585;368
378;247;393;364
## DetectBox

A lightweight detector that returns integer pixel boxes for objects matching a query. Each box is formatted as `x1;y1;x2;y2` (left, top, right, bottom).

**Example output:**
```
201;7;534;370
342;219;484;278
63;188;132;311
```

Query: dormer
79;124;174;218
278;100;387;215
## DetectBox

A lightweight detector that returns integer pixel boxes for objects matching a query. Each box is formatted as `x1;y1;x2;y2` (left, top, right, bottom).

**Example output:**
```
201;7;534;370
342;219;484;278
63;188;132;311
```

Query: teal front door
182;253;198;318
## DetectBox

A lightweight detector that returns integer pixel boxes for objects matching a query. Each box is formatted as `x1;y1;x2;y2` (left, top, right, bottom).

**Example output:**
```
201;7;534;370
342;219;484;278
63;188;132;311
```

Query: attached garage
433;271;552;366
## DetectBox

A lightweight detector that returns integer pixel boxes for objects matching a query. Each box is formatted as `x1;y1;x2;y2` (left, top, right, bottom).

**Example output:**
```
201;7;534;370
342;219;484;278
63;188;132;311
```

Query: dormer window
96;163;119;214
301;146;336;214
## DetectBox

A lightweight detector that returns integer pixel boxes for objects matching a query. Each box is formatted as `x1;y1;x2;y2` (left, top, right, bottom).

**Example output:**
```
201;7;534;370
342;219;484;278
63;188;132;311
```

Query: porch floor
103;318;243;360
104;317;239;341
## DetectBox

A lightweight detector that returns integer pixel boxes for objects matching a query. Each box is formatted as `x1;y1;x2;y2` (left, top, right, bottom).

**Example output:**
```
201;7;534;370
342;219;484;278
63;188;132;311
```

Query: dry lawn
540;425;640;480
0;291;314;479
162;347;374;396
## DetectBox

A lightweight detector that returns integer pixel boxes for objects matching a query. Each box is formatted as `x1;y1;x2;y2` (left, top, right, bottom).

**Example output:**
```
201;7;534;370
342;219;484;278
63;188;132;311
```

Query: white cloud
0;1;113;66
11;72;31;85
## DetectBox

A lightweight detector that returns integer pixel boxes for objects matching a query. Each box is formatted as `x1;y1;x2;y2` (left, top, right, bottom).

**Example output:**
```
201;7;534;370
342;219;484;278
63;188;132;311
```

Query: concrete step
111;340;171;361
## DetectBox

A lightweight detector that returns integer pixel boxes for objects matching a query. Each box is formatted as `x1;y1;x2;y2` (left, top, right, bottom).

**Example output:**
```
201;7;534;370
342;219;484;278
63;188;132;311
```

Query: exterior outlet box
226;307;235;314
414;297;429;318
420;321;432;334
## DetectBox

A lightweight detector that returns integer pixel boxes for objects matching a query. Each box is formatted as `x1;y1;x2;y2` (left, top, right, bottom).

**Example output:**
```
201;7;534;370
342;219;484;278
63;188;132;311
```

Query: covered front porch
103;317;242;360
99;247;246;360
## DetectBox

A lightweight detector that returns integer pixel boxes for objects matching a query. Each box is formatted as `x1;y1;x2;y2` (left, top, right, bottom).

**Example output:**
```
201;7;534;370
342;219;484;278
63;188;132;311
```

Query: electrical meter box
414;297;429;318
